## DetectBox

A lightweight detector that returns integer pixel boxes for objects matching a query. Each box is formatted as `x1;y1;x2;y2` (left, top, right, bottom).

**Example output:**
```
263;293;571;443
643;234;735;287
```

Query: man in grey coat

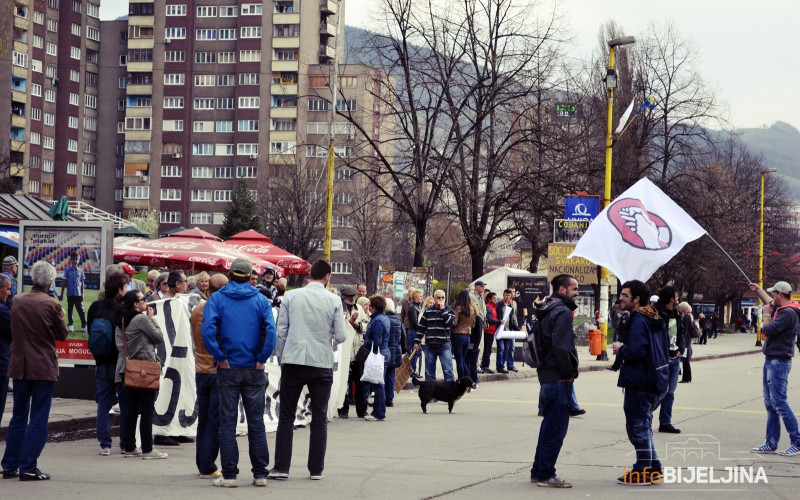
271;260;347;481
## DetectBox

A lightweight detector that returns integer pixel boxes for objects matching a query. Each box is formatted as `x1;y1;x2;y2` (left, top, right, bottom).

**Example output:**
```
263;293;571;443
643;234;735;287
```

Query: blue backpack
88;310;117;358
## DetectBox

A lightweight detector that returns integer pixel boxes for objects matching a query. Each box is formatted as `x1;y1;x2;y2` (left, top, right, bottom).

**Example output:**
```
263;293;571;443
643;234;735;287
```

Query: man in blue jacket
613;279;668;485
748;281;800;457
201;258;276;488
531;274;579;488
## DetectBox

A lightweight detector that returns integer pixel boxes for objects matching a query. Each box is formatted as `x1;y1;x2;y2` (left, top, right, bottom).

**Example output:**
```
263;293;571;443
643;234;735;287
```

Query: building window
238;143;260;155
128;49;153;62
194;74;216;87
336;99;357;111
217;51;236;64
47;42;58;56
67;185;78;198
216;144;234;156
272;95;297;108
196;6;217;17
125;141;151;154
86;26;101;41
195;51;216;64
85;94;97;108
160;212;181;224
214;190;232;202
47;19;59;33
237;166;258;178
241;26;261;38
30;108;42;121
84;117;97;131
193;121;213;132
269;142;294;155
69;93;79;105
334;193;353;204
119;55;127;66
308;76;330;88
163;97;185;109
82;162;96;177
238;120;259;132
31;83;42;96
125;117;151;130
192;144;214;156
191;190;213;202
334;169;355;181
160;189;182;201
164;73;185;85
70;46;81;59
43;136;55;149
241;4;263;15
165;51;186;63
238;96;260;108
165;27;187;39
340;76;358;88
162;142;183;155
68;116;78;128
193;98;215;110
67;162;78;174
331;262;353;274
162;165;183;177
163;120;184;132
239;73;260;85
165;4;187;16
217;74;235;86
217;98;234;109
86;2;99;18
192;167;212;178
123;186;150;200
239;50;261;62
216;121;233;132
33;35;44;49
195;29;217;41
274;49;299;61
43;183;53;196
220;6;238;17
215;167;232;179
67;139;78;152
115;189;123;201
273;24;299;37
219;29;236;40
119;77;127;88
190;213;212;225
308;99;330;111
43;160;53;172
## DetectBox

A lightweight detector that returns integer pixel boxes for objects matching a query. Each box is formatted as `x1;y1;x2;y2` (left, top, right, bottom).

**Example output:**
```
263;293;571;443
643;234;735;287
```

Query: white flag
568;178;706;284
615;98;635;133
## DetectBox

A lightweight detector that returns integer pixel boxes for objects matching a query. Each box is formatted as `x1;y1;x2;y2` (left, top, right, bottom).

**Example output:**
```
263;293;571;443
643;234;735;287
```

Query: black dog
412;376;473;414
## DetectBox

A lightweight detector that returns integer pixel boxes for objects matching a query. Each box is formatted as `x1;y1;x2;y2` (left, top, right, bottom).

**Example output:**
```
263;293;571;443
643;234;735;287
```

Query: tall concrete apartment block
99;0;361;234
3;0;102;201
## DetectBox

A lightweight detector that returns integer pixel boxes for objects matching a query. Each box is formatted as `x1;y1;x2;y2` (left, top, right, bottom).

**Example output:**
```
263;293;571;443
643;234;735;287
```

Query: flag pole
705;234;752;283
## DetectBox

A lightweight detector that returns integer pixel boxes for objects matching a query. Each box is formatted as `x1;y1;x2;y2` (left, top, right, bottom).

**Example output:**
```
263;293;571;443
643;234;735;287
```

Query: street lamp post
598;36;635;360
756;168;777;346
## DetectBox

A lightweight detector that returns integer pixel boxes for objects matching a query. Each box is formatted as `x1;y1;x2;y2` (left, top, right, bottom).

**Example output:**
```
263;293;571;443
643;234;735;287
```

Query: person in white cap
748;281;800;457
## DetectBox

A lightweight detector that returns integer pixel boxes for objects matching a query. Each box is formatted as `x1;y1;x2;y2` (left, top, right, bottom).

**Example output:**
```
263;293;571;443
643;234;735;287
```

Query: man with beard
530;274;579;488
651;286;684;434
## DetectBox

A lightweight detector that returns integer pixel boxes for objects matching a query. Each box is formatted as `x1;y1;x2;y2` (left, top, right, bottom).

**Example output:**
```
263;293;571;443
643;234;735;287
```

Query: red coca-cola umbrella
113;227;283;275
223;230;311;275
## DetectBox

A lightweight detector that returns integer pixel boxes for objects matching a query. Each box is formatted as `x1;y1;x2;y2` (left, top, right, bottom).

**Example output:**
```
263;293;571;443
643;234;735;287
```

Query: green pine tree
218;179;262;239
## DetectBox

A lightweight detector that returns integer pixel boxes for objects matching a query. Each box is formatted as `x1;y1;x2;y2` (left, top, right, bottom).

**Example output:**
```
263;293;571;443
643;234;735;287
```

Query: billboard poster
376;267;432;305
506;275;550;327
18;221;114;365
553;219;591;244
564;196;600;220
547;243;598;285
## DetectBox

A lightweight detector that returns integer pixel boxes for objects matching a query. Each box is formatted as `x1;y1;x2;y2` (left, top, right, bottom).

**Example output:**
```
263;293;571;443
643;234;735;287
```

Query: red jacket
484;301;499;335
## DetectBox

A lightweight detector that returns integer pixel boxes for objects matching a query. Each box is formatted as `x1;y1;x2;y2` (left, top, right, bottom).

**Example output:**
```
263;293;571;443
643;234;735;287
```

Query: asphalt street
2;348;799;499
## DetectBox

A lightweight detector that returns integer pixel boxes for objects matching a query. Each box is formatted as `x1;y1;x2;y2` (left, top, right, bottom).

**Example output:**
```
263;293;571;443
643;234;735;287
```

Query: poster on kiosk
18;220;114;366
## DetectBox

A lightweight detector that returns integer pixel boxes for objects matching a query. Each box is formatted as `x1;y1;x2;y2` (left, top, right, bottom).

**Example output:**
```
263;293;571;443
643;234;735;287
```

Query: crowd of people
1;257;798;488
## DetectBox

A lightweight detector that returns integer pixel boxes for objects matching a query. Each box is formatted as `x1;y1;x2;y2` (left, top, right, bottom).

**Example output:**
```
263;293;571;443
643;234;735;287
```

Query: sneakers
364;415;385;421
617;471;652;486
20;469;51;481
2;469;19;479
199;470;222;479
750;444;777;454
99;447;111;456
123;449;143;458
213;477;237;488
779;445;800;457
253;478;267;486
536;476;572;488
268;471;289;480
658;423;681;434
141;449;168;460
310;474;323;480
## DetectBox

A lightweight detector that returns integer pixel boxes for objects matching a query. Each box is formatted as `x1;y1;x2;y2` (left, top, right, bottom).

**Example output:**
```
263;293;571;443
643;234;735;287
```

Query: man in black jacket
530;274;579;488
652;286;684;434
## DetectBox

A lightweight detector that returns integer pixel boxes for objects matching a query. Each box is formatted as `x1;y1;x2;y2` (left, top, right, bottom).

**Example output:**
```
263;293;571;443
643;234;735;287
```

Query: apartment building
3;0;102;201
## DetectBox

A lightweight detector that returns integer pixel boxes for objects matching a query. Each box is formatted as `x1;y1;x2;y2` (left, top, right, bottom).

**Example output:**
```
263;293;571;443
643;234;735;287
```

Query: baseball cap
475;280;486;287
649;295;659;303
121;263;137;275
230;258;253;278
767;281;792;294
3;256;17;266
341;285;357;297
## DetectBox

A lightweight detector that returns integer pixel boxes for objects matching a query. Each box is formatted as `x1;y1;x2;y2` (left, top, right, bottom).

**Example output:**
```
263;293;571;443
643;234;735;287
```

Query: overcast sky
100;0;799;131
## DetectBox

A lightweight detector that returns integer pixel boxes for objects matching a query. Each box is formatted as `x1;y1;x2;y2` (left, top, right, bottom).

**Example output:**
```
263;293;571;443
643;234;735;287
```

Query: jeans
195;373;220;475
466;348;480;384
384;364;395;404
217;367;269;480
368;366;387;419
274;365;333;476
762;358;800;448
66;295;86;328
1;379;55;473
539;384;580;413
406;330;422;374
480;333;494;369
451;334;470;379
422;343;454;381
497;339;516;370
95;364;128;450
654;356;680;425
531;381;571;481
124;388;157;454
624;389;661;472
339;361;366;418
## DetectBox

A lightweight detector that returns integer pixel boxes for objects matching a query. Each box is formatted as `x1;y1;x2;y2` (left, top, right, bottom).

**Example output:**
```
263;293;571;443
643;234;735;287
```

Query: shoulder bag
121;317;162;392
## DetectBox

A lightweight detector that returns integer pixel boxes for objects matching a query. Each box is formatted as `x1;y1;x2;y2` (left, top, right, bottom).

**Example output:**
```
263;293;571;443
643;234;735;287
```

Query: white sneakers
141;449;168;460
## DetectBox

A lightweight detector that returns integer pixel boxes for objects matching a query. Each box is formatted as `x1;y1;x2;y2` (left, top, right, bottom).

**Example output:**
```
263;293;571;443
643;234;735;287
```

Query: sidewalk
1;331;762;438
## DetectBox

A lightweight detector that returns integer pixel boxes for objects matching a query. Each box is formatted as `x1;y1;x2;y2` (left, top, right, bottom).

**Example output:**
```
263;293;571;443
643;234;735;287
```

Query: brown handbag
121;317;161;392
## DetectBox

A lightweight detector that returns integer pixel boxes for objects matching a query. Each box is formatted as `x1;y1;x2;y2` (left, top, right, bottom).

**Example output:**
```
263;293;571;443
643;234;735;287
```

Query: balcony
270;130;296;141
273;13;300;24
126;84;153;95
320;0;337;15
11;114;26;128
272;37;300;49
319;45;335;62
320;21;336;37
272;60;299;72
127;61;153;72
270;107;298;119
271;83;298;95
10;140;26;153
